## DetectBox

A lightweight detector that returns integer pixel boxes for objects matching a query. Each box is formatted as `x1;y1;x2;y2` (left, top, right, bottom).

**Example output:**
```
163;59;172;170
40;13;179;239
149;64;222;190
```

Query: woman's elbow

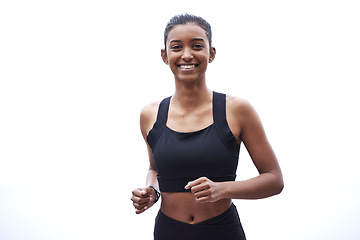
274;173;284;195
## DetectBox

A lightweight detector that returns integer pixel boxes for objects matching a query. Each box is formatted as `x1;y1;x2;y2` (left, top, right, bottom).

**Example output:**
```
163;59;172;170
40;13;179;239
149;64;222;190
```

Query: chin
175;75;204;83
174;71;206;83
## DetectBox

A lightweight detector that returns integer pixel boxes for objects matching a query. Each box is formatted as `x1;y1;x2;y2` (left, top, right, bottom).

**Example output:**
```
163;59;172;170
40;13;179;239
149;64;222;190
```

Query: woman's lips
178;64;199;70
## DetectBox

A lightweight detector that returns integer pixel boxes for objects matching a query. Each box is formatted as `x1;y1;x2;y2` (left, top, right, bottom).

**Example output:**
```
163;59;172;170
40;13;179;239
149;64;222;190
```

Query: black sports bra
147;92;240;192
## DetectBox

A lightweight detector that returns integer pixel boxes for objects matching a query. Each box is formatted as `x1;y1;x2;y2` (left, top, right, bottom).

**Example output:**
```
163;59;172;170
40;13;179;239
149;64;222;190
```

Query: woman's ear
209;47;216;63
161;49;169;64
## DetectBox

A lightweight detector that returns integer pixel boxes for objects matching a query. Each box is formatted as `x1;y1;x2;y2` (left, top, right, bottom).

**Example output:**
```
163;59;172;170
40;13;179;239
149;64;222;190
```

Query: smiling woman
1;1;359;239
130;13;283;240
161;23;216;84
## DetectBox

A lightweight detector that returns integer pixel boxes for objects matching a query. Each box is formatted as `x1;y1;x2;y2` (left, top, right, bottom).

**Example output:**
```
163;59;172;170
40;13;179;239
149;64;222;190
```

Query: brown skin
131;23;284;223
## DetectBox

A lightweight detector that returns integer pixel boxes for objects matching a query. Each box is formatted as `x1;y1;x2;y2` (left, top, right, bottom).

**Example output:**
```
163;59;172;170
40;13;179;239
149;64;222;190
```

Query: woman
131;14;284;240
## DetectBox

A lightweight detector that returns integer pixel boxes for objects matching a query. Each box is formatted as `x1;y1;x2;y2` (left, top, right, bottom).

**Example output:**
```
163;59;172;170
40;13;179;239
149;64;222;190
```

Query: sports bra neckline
165;123;214;135
164;93;215;134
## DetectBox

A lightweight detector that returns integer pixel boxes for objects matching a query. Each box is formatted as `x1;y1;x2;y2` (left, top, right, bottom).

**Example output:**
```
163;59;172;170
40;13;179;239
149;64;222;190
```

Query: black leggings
154;203;246;240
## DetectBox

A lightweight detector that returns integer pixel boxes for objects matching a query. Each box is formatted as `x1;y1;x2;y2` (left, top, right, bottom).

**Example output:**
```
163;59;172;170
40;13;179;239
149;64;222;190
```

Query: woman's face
161;23;216;83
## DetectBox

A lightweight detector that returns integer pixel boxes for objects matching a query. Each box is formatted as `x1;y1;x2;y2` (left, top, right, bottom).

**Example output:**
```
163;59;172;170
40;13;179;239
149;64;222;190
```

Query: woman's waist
160;192;232;224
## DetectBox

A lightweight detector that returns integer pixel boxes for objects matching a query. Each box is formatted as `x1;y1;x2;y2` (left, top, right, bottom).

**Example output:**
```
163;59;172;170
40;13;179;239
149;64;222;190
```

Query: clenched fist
131;187;157;214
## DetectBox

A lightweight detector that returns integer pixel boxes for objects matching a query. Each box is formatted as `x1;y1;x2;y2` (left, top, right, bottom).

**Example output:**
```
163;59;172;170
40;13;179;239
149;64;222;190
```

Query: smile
178;64;198;70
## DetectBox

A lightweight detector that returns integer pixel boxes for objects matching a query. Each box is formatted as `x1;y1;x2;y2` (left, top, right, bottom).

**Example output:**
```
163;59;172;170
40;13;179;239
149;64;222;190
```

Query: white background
1;0;359;239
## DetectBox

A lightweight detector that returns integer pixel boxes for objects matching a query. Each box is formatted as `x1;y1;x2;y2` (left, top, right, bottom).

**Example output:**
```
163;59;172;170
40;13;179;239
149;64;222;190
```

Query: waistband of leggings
157;203;236;226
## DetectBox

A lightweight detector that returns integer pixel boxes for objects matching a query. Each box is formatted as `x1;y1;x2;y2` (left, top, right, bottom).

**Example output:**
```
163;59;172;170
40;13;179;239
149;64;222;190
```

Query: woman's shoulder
140;100;161;138
141;101;160;118
225;94;254;114
225;93;263;132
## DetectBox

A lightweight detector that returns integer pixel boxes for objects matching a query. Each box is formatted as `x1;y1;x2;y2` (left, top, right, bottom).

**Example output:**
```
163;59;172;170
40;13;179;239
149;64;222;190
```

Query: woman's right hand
131;187;156;214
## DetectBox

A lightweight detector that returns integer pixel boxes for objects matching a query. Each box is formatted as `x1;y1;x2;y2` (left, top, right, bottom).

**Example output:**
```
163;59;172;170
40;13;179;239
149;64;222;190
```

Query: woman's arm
145;144;159;192
185;98;283;202
141;102;160;192
222;99;283;199
131;102;160;214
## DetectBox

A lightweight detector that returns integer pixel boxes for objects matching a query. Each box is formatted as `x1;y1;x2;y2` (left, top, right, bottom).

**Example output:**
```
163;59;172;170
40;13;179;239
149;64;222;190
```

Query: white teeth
180;65;195;69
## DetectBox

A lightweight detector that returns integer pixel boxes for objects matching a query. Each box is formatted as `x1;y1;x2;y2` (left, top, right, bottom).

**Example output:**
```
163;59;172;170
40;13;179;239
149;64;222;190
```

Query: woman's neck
172;79;212;110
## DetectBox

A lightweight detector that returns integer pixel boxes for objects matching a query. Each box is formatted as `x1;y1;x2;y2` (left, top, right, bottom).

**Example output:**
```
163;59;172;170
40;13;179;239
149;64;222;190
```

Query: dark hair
164;14;212;50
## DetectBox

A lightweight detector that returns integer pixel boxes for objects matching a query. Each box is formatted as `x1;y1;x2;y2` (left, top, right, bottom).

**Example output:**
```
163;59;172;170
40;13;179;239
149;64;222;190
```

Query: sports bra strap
156;96;171;125
212;91;226;123
156;92;229;126
157;92;224;125
213;92;240;156
146;96;171;151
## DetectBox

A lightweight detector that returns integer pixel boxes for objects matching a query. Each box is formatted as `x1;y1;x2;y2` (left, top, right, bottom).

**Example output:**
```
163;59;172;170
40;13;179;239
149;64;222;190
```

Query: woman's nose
181;47;193;61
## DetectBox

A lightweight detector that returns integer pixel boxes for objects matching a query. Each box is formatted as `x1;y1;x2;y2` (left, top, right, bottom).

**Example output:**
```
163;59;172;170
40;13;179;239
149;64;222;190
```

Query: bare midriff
160;192;232;224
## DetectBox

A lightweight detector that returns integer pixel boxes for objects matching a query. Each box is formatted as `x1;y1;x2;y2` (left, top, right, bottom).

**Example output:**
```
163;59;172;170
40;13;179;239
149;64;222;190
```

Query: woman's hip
154;203;246;240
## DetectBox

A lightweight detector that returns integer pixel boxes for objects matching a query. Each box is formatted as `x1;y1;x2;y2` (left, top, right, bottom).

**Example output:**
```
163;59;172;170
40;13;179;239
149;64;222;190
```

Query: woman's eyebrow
191;38;205;42
169;40;182;44
169;38;205;44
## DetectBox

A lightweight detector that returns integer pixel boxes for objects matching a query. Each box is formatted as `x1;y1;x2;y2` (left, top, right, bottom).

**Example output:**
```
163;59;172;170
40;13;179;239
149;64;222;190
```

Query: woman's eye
171;45;182;50
193;44;204;49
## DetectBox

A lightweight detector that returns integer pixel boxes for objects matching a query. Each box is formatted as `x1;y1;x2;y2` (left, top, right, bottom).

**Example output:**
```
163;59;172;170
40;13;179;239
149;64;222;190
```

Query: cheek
169;64;177;74
168;61;179;74
197;52;211;62
167;55;180;69
168;53;179;62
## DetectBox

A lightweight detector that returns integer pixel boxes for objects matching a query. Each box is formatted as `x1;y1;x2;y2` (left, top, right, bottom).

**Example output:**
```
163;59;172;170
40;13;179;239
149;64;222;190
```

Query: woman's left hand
185;177;226;203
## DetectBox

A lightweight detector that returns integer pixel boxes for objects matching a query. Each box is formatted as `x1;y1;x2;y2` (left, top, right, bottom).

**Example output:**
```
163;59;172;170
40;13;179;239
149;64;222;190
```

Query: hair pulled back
164;14;212;50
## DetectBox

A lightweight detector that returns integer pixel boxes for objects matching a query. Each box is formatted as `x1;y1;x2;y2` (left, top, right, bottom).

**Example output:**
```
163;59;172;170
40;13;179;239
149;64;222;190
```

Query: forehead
167;23;209;44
